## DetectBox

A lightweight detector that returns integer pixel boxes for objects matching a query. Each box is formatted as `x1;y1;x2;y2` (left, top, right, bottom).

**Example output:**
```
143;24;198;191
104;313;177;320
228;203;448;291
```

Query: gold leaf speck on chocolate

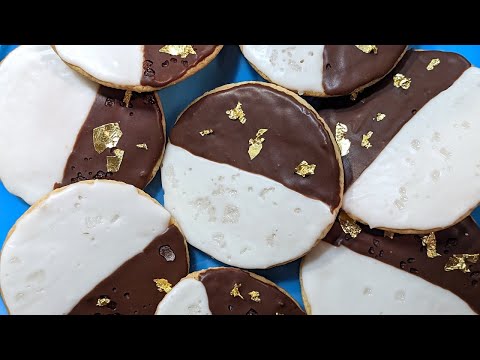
422;232;441;259
96;296;111;307
355;45;378;54
199;129;214;137
444;254;479;273
230;283;244;299
248;291;261;303
248;129;268;160
335;123;351;157
375;113;386;122
294;161;316;177
226;102;247;124
123;91;132;107
136;143;148;150
106;149;125;173
427;58;441;71
338;211;362;238
154;278;173;293
159;45;196;58
93;123;123;154
393;73;411;90
361;131;373;149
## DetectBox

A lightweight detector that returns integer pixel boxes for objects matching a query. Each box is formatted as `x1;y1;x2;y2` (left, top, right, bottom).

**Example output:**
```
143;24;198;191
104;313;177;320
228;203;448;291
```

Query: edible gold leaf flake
136;143;148;150
159;45;196;58
335;123;351;157
427;58;440;71
384;231;395;239
421;232;441;259
199;129;214;136
338;211;362;238
393;73;412;90
230;283;244;299
375;113;386;122
93;123;123;154
350;90;361;101
445;254;480;273
248;129;268;160
123;91;132;107
248;291;261;303
295;160;316;177
355;45;378;54
361;131;373;149
96;296;111;307
106;148;125;173
154;278;172;293
226;102;247;124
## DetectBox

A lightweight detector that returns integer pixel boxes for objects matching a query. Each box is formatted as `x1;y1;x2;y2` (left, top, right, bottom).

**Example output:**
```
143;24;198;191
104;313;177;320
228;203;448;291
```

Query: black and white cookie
162;82;343;269
0;180;189;315
0;45;165;205
53;45;223;92
316;50;480;233
301;215;480;315
155;267;304;315
240;45;407;97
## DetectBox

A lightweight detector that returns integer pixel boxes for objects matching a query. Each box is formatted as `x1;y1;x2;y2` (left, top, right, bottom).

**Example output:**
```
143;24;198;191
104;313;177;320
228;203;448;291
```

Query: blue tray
1;45;479;315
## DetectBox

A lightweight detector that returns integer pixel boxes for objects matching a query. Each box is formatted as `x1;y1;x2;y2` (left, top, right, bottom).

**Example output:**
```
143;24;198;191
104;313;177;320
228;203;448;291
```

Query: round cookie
53;45;223;92
0;45;165;205
162;81;343;269
314;49;480;233
301;215;480;315
155;267;304;315
240;45;407;97
0;180;189;315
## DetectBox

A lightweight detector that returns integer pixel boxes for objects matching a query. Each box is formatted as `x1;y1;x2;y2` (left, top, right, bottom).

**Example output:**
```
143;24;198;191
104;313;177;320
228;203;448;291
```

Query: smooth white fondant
155;278;212;315
0;45;99;204
301;242;475;315
344;67;480;230
241;45;325;94
0;181;171;315
162;144;335;269
54;45;144;86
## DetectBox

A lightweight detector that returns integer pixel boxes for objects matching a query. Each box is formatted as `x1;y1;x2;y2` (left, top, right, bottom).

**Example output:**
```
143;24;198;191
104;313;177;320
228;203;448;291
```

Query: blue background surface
0;45;479;315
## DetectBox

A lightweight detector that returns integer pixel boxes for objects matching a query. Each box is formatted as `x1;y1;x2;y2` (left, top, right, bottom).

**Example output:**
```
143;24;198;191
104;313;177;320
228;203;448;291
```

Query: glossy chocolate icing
324;216;480;314
141;45;219;87
69;225;188;315
322;45;407;96
169;83;342;208
58;87;164;190
199;268;305;315
314;50;470;190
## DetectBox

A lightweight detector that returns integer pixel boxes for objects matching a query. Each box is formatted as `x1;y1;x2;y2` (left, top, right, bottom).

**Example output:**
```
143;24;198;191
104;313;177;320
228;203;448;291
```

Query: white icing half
0;181;171;315
241;45;325;94
54;45;144;86
162;144;335;269
0;45;99;205
344;67;480;230
155;278;212;315
301;242;475;315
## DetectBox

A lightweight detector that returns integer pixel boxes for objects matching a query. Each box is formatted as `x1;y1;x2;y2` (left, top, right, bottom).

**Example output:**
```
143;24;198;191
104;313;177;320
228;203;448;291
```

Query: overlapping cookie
315;50;480;233
301;214;480;315
162;82;343;269
240;45;407;97
0;45;165;205
155;267;304;315
53;45;223;92
0;180;189;315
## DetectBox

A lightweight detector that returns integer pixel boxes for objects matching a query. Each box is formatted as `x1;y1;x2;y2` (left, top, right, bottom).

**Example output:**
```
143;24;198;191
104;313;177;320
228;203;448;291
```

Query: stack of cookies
0;45;478;315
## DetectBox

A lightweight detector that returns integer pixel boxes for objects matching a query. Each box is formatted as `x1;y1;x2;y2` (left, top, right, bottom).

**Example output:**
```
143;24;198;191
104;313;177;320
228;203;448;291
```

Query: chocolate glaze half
69;225;188;315
199;268;305;315
169;83;342;208
324;216;480;314
141;45;219;87
322;45;407;96
314;50;471;190
57;87;164;190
